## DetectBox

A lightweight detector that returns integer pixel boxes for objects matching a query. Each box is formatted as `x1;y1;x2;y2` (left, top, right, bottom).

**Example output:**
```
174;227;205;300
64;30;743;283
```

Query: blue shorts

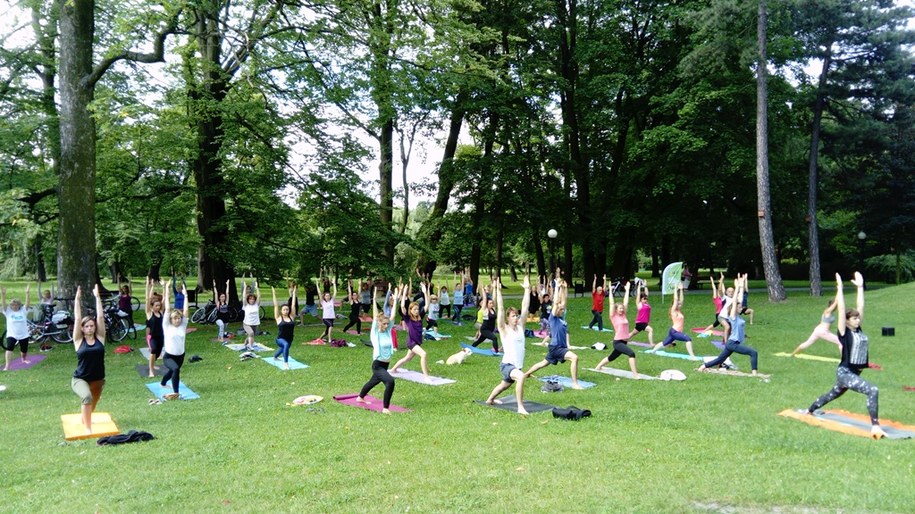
546;346;568;365
500;363;518;383
301;304;318;316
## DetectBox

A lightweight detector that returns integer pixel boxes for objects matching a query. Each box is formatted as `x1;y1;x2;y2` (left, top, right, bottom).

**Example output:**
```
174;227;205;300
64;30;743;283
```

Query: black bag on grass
552;406;591;421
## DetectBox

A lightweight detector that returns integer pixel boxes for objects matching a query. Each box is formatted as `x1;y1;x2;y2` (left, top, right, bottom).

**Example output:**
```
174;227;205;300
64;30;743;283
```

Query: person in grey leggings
805;272;886;438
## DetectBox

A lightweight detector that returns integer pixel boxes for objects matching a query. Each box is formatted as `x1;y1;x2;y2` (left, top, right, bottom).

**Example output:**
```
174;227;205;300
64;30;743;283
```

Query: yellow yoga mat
61;412;120;441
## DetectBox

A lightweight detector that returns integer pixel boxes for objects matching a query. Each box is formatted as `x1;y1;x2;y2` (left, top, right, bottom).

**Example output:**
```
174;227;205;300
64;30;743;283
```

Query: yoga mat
304;338;326;345
532;330;549;338
391;368;456;385
580;326;613;333
773;352;839;363
588;367;657;380
61;412;119;441
423;330;451;340
139;348;161;361
344;330;362;335
629;341;653;348
136;364;166;377
146;381;200;400
333;393;409;413
259;356;309;371
692;328;724;337
643;349;704;361
460;343;502;356
225;342;274;352
697;368;770;379
537;375;596;389
7;354;47;370
711;340;726;350
474;395;555;413
532;342;590;350
779;409;915;440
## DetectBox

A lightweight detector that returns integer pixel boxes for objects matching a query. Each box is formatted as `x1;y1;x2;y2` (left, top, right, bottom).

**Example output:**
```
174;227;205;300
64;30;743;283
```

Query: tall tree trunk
534;236;546;280
191;10;238;305
379;120;395;262
420;93;467;277
57;0;98;309
806;51;832;297
555;0;593;284
756;0;787;302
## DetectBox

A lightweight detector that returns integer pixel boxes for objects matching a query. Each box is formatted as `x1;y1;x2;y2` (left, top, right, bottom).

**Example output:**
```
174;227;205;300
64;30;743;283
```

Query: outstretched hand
851;272;864;287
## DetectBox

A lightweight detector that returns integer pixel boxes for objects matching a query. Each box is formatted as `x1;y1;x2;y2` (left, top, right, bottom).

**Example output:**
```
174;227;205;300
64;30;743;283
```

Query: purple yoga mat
7;354;47;370
333;393;409;413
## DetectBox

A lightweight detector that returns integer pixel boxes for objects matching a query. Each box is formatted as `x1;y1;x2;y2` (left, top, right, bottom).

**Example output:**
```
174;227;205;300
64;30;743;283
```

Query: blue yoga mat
259;356;309;370
146;381;200;400
580;326;613;333
460;342;502;356
643;349;704;361
538;375;597;389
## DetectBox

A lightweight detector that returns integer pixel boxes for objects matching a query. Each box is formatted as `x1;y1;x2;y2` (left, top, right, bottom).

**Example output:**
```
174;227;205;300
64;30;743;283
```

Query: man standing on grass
524;278;583;389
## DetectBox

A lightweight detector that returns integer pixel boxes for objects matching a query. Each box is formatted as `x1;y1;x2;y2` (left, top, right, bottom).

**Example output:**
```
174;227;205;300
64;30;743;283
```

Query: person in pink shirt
594;281;642;379
586;275;608;331
627;282;654;345
698;273;726;336
649;283;696;358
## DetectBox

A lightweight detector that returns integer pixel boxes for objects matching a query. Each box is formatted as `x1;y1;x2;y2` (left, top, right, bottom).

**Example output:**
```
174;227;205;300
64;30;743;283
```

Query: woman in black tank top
70;285;107;433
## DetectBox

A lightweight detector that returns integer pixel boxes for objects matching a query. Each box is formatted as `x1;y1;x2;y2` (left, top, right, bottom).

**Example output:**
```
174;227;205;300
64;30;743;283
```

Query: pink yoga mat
7;354;47;371
333;393;409;413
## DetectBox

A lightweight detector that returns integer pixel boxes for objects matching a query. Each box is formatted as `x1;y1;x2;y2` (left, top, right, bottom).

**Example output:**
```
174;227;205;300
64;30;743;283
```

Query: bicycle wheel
259;306;266;320
131;296;141;312
112;319;129;341
191;307;208;324
28;322;48;343
206;307;218;324
51;325;74;344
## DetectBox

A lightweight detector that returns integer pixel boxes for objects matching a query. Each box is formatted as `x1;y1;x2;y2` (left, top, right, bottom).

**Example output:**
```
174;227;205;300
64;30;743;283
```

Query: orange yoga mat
779;409;915;440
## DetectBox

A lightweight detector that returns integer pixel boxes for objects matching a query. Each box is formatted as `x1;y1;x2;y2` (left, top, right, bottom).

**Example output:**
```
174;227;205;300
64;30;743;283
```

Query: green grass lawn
1;281;913;513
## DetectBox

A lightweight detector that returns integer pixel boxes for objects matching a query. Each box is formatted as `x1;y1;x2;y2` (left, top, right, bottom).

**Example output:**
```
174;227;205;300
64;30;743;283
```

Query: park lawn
0;282;913;513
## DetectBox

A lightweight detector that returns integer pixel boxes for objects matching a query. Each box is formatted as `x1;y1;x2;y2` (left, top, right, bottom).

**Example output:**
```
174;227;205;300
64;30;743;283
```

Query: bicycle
191;300;238;324
28;305;74;344
610;277;645;298
102;306;131;342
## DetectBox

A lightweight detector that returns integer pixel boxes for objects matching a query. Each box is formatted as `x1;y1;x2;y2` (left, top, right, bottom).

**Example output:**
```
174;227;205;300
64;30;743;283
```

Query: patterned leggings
808;366;879;425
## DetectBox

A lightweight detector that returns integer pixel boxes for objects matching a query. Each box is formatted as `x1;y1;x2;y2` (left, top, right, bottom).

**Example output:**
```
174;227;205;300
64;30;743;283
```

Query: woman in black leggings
472;297;499;353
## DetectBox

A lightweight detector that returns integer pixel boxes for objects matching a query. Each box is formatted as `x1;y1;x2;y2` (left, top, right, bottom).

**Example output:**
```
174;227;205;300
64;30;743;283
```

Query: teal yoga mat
538;375;597;389
146;381;200;400
643;349;704;361
259;356;309;370
460;342;502;356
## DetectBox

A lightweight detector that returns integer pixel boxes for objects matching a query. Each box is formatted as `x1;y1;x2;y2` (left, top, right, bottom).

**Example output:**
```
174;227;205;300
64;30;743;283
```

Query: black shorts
148;337;164;358
634;322;649;332
546;346;568;365
3;336;29;352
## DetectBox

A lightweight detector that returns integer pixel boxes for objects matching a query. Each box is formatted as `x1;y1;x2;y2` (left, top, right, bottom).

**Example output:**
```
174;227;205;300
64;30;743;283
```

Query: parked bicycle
191;300;240;324
610;277;645;298
28;304;74;344
101;306;131;342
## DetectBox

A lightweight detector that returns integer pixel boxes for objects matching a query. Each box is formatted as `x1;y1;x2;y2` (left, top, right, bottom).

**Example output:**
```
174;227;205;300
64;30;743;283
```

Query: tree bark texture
57;0;98;308
806;51;832;297
756;0;787;302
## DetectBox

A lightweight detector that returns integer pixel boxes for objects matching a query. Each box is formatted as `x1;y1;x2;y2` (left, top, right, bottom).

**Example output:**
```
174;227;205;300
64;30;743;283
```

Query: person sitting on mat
160;280;189;400
317;275;337;344
586;274;608;331
485;275;532;414
390;281;431;379
272;285;297;369
357;285;402;414
803;272;886;439
698;274;759;376
525;279;583;389
71;285;106;432
145;277;165;378
341;279;362;335
241;278;262;351
627;282;654;346
790;299;841;357
2;284;31;371
595;281;643;379
649;283;696;359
